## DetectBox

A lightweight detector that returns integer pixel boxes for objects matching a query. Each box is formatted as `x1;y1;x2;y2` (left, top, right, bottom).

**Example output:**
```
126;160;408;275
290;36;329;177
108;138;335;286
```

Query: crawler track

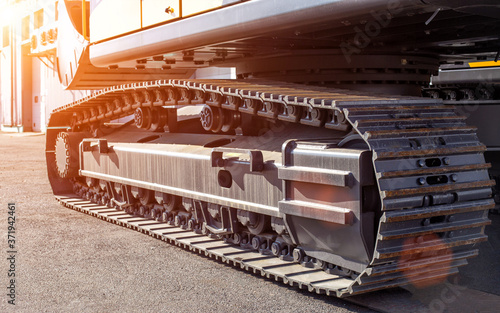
57;194;361;297
48;79;495;297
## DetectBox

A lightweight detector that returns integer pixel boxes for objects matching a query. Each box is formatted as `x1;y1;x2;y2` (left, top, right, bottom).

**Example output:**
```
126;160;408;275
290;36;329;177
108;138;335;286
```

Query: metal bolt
448;231;455;238
443;157;450;165
293;248;305;263
422;218;431;226
447;215;455;223
417;159;425;167
450;174;458;182
216;158;225;167
417;177;426;185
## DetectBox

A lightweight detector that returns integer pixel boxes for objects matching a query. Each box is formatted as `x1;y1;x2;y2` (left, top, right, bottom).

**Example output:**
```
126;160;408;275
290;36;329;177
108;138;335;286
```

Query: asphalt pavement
1;132;499;313
0;132;373;312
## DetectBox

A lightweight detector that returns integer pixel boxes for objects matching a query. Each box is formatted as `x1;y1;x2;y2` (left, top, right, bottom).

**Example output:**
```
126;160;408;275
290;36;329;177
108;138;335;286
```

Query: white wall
0;0;91;133
0;1;234;133
0;34;13;127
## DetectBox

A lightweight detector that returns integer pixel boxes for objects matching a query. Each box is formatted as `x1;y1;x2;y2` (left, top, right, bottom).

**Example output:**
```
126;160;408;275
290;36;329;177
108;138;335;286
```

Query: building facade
0;0;234;133
0;0;92;132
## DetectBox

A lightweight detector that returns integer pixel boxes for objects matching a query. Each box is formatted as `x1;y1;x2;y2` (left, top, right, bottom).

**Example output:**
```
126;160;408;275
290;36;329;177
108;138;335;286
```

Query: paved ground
0;132;372;312
0;132;499;313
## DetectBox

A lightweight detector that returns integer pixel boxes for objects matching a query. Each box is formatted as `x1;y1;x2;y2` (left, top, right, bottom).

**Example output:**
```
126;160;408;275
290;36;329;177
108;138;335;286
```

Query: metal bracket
98;139;109;153
211;147;264;172
198;202;239;235
106;181;132;209
81;138;111;153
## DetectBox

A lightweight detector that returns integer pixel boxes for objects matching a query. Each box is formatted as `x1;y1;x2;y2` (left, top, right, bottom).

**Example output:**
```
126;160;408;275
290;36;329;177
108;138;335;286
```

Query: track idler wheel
131;186;154;205
54;132;85;179
200;105;224;132
238;211;270;235
134;107;152;129
251;236;262;250
232;233;242;245
149;107;167;132
271;241;282;257
221;110;241;132
155;192;181;212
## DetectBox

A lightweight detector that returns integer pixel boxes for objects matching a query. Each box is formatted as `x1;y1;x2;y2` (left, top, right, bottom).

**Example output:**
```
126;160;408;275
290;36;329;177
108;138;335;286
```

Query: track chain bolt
293;248;305;263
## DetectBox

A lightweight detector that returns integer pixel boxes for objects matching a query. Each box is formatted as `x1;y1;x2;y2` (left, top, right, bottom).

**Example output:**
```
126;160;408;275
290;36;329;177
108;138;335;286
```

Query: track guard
279;139;376;272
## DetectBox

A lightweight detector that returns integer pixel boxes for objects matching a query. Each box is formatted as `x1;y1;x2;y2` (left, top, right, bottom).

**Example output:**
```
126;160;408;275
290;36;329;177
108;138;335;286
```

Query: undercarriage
46;79;494;296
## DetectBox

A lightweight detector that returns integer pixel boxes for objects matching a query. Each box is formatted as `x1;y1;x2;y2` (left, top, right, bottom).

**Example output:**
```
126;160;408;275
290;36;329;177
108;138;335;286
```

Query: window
22;15;30;41
3;26;9;47
34;8;44;29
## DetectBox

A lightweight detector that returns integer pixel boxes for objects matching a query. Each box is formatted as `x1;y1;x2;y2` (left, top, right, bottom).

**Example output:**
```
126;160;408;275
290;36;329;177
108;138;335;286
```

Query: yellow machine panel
142;0;180;28
182;0;227;17
25;0;500;302
90;0;141;42
90;0;236;42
